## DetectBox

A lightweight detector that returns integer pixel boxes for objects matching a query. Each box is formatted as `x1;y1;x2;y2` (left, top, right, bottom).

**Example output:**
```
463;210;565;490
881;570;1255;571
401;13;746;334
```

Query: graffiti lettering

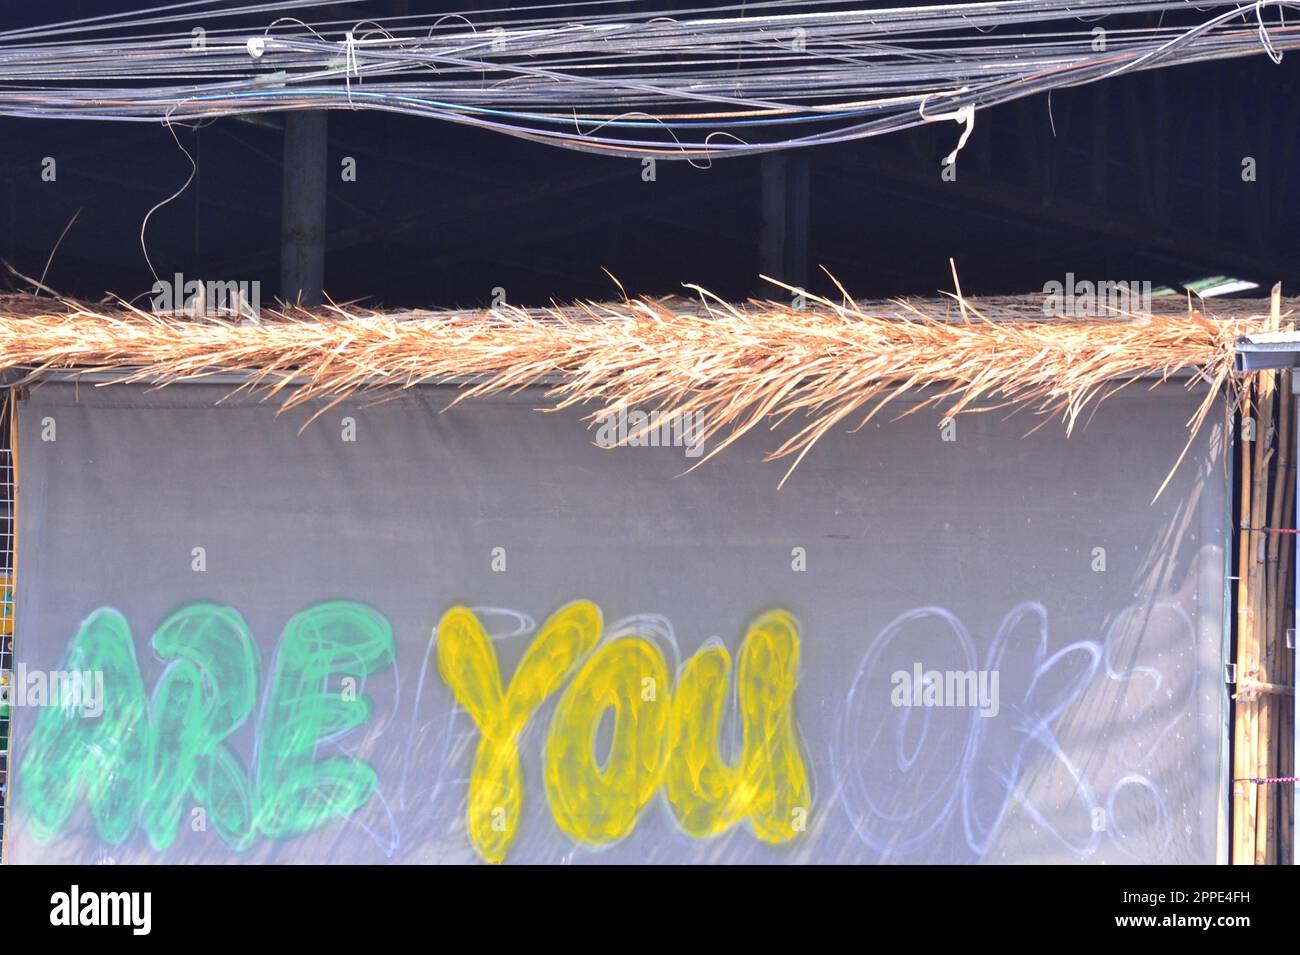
22;601;394;850
439;603;810;863
544;634;672;847
23;600;809;863
664;610;808;842
435;601;601;864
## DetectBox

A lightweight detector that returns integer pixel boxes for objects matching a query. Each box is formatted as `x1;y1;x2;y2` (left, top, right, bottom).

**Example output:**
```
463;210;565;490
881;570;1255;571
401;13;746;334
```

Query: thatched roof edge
0;291;1290;487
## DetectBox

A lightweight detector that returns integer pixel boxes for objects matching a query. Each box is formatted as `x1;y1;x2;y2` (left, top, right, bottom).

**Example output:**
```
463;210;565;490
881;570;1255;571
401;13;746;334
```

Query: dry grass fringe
0;288;1288;492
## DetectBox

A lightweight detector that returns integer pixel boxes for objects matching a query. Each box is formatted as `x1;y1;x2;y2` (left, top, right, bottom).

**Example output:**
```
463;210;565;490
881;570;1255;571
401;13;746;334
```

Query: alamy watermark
594;407;706;458
1041;274;1152;318
890;662;1000;718
50;885;151;935
0;665;104;717
151;272;261;322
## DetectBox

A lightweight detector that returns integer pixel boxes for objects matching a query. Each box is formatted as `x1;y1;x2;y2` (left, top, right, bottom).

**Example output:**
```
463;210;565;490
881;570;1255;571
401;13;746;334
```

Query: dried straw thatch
0;288;1291;487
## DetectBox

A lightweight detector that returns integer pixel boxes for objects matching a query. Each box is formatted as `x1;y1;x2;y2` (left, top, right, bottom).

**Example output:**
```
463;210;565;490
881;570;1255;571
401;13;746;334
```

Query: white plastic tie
344;31;360;108
920;89;976;167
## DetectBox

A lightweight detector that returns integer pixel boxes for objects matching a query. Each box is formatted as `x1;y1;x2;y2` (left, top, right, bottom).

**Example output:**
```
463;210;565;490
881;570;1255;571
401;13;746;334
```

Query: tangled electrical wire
0;0;1296;159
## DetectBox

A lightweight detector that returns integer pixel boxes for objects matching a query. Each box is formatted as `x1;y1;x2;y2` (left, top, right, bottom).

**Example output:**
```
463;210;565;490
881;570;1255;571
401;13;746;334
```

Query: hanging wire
0;0;1295;158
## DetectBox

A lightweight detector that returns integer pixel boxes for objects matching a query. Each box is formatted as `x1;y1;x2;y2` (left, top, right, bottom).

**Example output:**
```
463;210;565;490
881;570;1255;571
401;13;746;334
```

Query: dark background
1;0;1297;308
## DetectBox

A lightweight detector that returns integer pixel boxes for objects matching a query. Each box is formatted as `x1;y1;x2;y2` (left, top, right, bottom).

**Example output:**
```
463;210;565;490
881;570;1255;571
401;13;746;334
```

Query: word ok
438;601;809;863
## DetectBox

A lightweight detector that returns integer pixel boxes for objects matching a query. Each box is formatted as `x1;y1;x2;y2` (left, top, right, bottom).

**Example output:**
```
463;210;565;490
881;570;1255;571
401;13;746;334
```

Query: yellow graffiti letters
544;636;672;846
436;600;601;864
665;610;809;841
440;603;811;862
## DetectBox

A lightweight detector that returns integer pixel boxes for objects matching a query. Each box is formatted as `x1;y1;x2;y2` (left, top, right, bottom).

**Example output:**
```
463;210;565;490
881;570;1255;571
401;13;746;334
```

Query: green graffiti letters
24;608;147;846
21;601;394;851
256;602;395;839
145;603;260;851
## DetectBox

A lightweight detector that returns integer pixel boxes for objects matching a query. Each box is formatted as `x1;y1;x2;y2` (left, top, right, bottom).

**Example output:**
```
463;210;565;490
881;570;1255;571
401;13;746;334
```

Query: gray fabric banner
7;380;1226;864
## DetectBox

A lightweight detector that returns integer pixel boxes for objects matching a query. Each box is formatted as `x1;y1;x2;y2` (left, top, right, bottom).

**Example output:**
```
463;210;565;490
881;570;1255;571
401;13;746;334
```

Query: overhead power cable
0;0;1295;158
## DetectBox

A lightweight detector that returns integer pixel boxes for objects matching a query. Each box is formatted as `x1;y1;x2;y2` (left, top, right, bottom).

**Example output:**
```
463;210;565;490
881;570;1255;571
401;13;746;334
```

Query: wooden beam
760;153;810;294
280;110;327;307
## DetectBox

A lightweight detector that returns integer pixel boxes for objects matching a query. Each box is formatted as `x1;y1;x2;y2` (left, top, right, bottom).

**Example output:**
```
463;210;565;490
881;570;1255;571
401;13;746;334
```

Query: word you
438;601;808;862
890;662;999;717
50;885;152;936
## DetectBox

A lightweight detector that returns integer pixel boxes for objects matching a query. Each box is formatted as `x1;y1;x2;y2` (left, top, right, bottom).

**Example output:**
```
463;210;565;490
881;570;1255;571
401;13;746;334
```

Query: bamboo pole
1257;383;1279;864
1235;381;1255;864
1245;359;1273;863
1227;289;1298;865
1265;373;1292;863
1255;289;1284;864
2;389;16;868
1276;374;1296;864
1251;323;1274;862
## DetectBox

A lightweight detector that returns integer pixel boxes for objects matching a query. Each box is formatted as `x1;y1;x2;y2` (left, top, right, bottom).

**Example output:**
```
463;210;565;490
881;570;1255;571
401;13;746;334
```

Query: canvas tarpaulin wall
6;379;1226;864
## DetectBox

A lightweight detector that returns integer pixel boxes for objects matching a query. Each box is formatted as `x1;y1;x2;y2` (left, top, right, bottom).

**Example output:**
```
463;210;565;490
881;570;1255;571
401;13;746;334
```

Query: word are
438;601;809;863
890;662;1000;717
23;601;394;851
